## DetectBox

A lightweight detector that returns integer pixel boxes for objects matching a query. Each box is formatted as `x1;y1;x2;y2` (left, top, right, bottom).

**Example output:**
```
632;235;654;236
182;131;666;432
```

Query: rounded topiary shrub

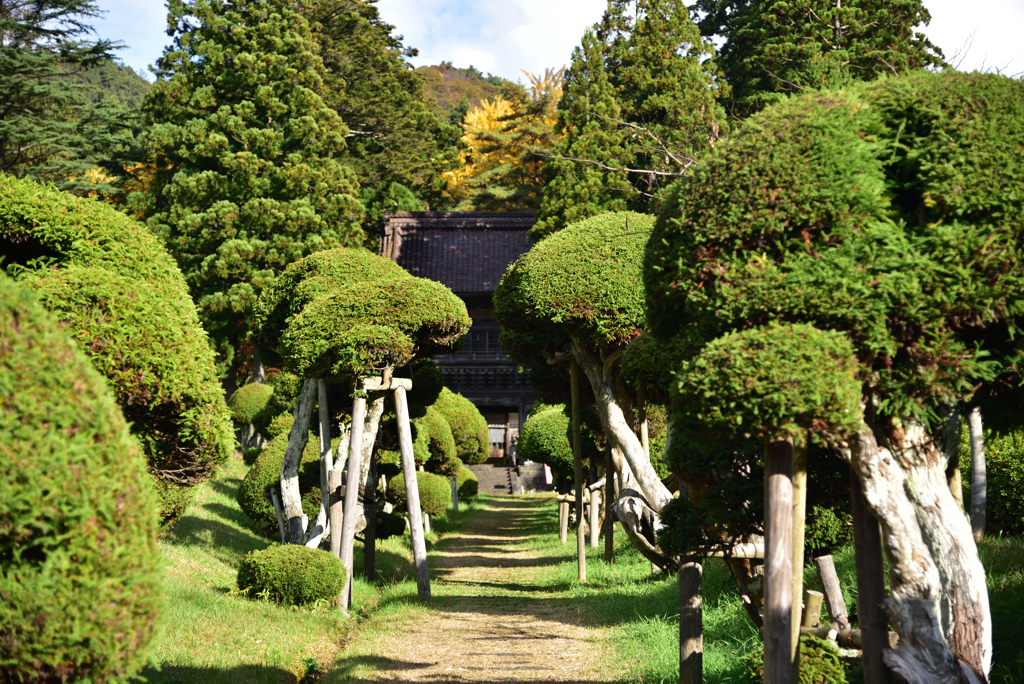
265;412;294;440
960;427;1024;536
0;275;162;682
229;382;274;424
743;635;847;683
386;471;452;516
518;405;573;479
1;176;234;522
237;544;345;606
237;432;322;527
433;388;489;465
456;464;479;501
413;406;459;476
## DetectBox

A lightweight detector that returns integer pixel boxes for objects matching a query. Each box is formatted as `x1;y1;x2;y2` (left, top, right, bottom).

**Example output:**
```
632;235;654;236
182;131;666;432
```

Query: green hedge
386;471;452;516
413;405;459;476
456;465;479;501
0;275;162;682
518;405;573;479
237;545;345;606
433;388;489;465
229;382;274;424
237;432;323;527
1;174;233;521
960;427;1024;536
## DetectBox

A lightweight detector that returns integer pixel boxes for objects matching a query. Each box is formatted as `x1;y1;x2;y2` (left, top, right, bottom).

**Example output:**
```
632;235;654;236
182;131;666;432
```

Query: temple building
380;212;541;489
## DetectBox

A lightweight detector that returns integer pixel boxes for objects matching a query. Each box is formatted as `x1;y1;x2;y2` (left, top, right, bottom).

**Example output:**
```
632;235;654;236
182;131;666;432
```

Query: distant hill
76;60;153;110
417;63;512;118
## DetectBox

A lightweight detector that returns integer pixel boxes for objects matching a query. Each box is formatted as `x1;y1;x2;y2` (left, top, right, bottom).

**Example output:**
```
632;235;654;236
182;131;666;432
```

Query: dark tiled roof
382;212;534;294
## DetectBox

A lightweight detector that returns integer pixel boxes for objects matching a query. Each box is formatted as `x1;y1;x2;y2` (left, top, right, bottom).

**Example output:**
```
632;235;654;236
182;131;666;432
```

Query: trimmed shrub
386;471;452;516
518;405;573;479
0;275;162;682
237;432;323;527
433;388;489;465
960;427;1024;536
456;464;479;501
413;405;459;476
229;382;274;424
237;545;345;606
743;635;847;683
1;175;234;521
408;358;445;418
242;446;264;467
265;412;295;440
374;511;407;540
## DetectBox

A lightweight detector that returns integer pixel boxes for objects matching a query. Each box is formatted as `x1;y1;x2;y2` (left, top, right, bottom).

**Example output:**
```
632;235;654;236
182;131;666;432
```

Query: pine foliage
0;275;161;682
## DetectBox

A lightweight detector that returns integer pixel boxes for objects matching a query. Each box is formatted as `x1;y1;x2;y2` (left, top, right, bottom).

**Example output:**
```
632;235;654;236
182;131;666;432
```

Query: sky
93;0;1024;83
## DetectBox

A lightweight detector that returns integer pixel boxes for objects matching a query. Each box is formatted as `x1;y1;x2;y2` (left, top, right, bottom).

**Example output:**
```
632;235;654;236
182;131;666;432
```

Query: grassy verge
142;453;485;684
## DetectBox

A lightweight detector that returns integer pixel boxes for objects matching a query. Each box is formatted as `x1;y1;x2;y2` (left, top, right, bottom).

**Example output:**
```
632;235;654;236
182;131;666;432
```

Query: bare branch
536;152;690;177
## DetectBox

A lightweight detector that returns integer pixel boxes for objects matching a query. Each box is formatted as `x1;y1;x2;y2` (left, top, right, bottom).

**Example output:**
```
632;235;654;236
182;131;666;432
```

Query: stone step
469;457;517;495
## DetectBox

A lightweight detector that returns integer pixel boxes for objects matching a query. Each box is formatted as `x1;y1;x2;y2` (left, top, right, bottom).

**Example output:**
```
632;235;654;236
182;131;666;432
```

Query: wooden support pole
764;437;794;684
803;590;824;628
571;358;586;583
394;385;431;601
679;559;703;684
306;379;333;548
813;555;849;630
338;389;366;610
329;468;344;563
364;452;377;582
589;488;600;548
558;497;569;544
451;475;459;513
850;465;891;684
604;447;614;563
969;406;987;542
790;437;808;680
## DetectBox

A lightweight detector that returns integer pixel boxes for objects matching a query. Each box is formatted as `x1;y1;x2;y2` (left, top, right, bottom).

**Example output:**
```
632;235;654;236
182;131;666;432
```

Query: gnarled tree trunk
281;379;318;543
846;415;991;684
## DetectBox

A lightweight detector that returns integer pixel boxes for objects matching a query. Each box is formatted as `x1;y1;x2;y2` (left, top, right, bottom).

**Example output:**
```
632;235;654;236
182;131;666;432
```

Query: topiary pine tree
132;0;366;378
535;1;728;238
0;0;132;193
693;0;944;116
646;71;1024;681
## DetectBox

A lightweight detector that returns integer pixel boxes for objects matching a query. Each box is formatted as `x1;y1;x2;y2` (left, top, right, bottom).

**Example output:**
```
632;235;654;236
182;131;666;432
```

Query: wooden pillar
558;496;569;544
364;452;377;582
571;359;586;583
338;389;366;610
813;555;850;630
604;447;614;563
790;437;808;680
395;385;431;601
969;407;986;542
764;437;794;684
850;465;891;684
307;379;333;549
328;468;344;609
679;559;703;684
803;590;824;628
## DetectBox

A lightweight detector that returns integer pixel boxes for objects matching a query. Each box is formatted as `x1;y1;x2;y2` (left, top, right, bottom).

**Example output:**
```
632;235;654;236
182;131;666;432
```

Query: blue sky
94;0;1024;83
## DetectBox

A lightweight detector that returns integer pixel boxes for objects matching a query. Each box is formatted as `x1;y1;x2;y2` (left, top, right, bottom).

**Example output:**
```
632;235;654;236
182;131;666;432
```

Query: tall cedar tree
0;0;130;193
534;0;727;239
132;0;364;376
694;0;944;116
306;0;456;227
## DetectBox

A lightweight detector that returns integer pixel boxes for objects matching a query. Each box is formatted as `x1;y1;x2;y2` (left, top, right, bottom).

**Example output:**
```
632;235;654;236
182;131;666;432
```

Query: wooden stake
813;555;849;630
802;590;824;628
451;475;459;513
764;437;794;684
850;465;892;684
364;452;377;582
790;437;808;680
679;559;703;684
589;488;600;548
329;468;344;580
338;389;366;610
969;406;986;542
604;447;614;563
558;497;568;544
394;385;431;601
571;358;586;583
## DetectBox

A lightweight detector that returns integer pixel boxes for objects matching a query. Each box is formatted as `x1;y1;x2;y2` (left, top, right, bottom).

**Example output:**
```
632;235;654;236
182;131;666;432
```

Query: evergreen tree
533;30;629;240
307;0;456;218
693;0;944;116
0;0;129;193
131;0;364;376
535;0;727;238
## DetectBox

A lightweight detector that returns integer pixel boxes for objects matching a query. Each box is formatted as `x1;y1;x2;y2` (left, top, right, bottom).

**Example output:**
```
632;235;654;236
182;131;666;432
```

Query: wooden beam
362;376;413;392
764;437;794;684
850;465;892;684
571;359;586;583
679;560;703;684
394;385;431;601
338;390;366;610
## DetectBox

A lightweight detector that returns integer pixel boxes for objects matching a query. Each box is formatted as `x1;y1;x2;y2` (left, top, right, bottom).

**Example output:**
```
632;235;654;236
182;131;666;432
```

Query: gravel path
334;495;609;683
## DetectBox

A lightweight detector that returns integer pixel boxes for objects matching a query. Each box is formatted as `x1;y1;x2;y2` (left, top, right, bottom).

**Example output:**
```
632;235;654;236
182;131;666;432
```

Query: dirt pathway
332;496;610;683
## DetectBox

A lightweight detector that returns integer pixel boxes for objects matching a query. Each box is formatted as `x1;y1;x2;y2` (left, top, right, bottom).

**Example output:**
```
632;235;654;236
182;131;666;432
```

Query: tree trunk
604;447;614;563
850;461;892;684
338;389;366;610
764;437;794;684
571;359;587;583
305;380;334;548
847;419;991;684
251;347;264;384
968;408;986;543
281;379;317;543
